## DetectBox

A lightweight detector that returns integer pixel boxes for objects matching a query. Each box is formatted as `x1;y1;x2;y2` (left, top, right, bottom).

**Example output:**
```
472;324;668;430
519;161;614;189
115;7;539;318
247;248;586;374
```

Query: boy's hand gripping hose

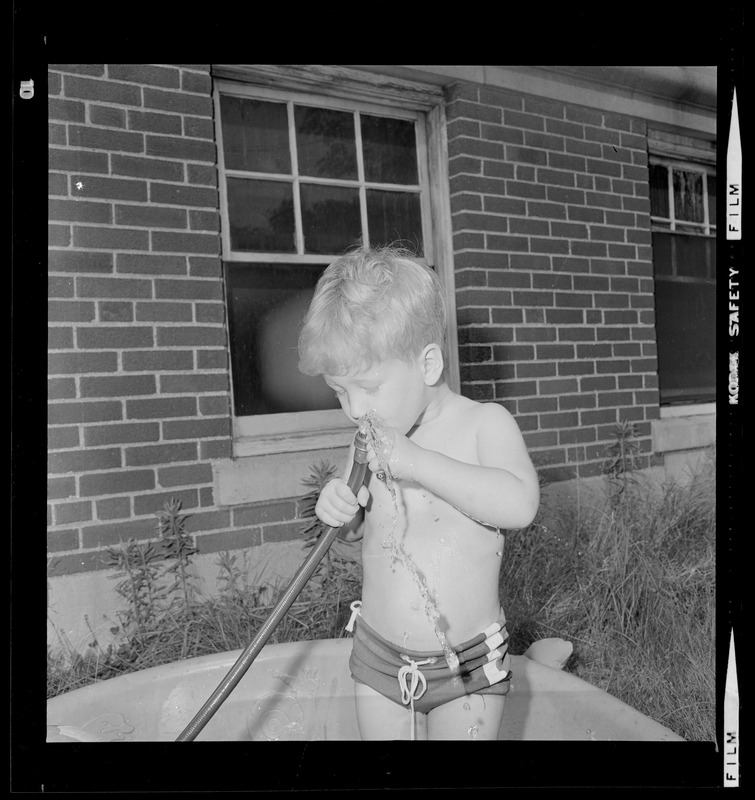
175;429;370;741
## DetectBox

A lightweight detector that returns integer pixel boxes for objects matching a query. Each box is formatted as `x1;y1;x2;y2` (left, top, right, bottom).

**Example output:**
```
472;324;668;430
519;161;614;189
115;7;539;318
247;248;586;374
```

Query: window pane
707;174;717;225
227;178;295;252
707;237;715;276
361;115;419;184
225;263;340;416
301;184;362;254
220;96;290;175
673;169;704;223
675;222;705;235
675;234;709;278
655;279;716;404
295;106;357;180
652;232;673;276
649;164;669;218
367;189;423;254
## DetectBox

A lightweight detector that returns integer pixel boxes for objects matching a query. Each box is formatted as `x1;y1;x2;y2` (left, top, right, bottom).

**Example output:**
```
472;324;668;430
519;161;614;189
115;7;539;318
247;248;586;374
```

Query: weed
299;460;340;579
501;446;716;742
104;539;167;644
602;419;641;502
157;498;199;615
48;452;716;743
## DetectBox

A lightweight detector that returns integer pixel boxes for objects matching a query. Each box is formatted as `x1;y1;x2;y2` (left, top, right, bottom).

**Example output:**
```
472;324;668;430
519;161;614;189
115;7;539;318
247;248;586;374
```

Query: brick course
48;66;665;578
48;64;243;578
446;81;660;483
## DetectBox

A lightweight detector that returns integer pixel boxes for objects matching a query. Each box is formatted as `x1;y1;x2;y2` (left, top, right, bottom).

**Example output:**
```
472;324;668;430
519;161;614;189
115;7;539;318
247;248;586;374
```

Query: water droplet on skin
462;702;470;711
359;411;459;673
468;724;479;739
496;551;502;557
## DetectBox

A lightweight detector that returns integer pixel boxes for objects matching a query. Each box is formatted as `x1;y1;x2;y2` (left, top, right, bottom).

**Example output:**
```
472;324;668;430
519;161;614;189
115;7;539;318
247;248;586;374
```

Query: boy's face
323;356;430;435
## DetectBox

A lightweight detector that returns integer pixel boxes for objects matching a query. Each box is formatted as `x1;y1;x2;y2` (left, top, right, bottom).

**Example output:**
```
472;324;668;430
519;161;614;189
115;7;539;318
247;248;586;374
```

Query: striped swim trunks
346;601;512;715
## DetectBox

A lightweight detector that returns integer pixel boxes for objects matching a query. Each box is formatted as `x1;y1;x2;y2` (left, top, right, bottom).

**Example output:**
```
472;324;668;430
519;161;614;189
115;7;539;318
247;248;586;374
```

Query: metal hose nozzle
352;428;370;466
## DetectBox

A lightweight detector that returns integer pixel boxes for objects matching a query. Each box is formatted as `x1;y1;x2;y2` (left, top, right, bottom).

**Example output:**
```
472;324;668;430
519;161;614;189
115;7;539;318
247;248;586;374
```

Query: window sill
233;427;354;458
652;404;716;454
213;427;355;506
659;402;715;419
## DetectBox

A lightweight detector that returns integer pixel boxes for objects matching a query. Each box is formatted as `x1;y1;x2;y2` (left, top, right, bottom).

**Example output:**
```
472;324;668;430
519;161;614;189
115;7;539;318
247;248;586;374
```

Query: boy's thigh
354;682;427;740
427;691;506;740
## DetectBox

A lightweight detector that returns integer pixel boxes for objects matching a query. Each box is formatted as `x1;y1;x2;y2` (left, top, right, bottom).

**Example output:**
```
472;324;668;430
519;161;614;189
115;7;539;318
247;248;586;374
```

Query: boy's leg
426;692;506;740
354;682;428;740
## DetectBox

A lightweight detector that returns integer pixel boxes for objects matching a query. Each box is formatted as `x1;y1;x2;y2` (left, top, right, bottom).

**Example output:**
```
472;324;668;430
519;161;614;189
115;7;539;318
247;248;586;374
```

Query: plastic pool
47;637;684;742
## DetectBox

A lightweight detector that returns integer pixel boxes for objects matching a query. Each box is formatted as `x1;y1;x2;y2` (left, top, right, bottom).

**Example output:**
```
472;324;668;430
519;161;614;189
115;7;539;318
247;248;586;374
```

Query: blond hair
298;247;447;376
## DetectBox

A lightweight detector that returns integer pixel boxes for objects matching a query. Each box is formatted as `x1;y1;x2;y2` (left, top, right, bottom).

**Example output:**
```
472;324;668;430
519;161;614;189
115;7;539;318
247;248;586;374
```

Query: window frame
212;67;458;457
649;156;716;236
647;136;716;410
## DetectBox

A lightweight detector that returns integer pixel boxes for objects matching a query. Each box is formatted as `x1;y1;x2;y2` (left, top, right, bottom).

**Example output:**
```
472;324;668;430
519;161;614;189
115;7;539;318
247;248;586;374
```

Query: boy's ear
421;343;444;385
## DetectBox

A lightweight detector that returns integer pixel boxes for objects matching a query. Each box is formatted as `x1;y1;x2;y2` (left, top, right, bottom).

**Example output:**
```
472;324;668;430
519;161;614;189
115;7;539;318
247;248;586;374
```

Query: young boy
298;247;539;740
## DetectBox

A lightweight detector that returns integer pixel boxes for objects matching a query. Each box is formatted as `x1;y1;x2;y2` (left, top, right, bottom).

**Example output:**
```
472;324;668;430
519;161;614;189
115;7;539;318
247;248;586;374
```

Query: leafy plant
104;538;167;642
299;460;343;580
501;447;716;742
49;455;716;743
215;550;247;606
602;420;641;502
299;460;339;543
215;549;274;615
158;498;198;615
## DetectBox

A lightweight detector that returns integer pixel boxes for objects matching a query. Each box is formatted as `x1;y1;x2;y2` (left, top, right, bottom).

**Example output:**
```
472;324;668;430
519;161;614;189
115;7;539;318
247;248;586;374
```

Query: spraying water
358;411;460;675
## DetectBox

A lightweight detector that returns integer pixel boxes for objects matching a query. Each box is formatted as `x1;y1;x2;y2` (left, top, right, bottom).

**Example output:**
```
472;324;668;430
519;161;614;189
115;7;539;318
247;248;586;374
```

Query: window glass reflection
227;178;295;252
367;189;423;254
707;175;716;225
301;184;362;254
220;96;290;174
673;169;704;223
225;263;340;415
675;233;710;279
655;280;716;403
295;106;358;180
649;164;669;218
362;115;418;184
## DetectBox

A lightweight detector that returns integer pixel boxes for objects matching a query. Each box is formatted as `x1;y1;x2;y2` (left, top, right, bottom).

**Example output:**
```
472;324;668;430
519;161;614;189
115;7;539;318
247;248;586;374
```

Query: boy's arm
402;403;539;530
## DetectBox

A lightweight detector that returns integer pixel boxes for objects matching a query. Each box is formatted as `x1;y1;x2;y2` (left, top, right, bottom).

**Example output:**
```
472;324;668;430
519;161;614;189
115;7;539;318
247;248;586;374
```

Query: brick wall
48;66;665;578
445;82;661;482
47;65;305;578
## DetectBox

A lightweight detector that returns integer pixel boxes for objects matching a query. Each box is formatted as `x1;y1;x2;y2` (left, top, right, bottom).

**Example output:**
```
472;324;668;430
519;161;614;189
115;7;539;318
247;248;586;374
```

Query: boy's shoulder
447;396;517;433
466;401;528;448
465;398;515;424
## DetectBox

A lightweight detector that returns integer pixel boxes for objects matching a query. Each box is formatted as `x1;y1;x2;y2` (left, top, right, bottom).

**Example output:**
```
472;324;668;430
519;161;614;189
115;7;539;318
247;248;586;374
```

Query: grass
500;446;716;743
47;443;716;743
46;542;362;699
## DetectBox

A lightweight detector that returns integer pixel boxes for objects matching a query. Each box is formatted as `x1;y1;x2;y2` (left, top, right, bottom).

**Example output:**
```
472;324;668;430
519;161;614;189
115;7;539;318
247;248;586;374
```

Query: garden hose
175;428;370;741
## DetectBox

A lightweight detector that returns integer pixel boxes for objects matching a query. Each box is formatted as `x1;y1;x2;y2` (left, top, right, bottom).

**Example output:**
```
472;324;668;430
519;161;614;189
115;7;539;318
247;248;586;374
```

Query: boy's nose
347;396;366;421
345;393;374;422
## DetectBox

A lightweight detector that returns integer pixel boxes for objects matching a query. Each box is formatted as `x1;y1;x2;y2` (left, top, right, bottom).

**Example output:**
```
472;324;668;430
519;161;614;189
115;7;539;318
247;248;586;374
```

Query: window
213;72;456;456
649;154;716;406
